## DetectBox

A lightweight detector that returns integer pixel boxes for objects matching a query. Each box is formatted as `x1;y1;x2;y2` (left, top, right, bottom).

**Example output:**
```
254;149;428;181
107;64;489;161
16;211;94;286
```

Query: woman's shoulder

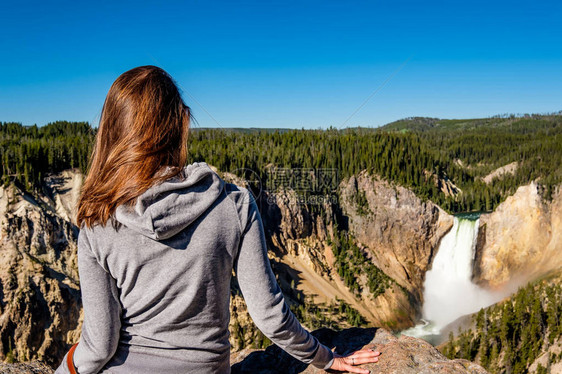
77;219;121;249
78;219;119;234
225;182;253;200
223;183;259;230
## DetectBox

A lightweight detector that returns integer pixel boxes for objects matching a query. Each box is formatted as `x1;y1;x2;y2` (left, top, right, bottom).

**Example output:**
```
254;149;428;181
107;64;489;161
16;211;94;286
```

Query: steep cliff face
0;172;82;366
262;190;404;329
474;183;562;288
256;171;454;330
339;171;454;309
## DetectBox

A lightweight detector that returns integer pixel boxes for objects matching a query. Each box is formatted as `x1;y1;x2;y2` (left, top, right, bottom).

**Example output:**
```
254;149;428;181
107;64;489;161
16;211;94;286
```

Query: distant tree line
383;115;562;210
2;114;561;214
418;116;562;204
0;121;93;190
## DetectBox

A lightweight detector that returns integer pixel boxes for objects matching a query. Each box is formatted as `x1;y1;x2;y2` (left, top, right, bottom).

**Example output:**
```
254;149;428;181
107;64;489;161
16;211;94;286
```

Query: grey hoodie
55;162;334;374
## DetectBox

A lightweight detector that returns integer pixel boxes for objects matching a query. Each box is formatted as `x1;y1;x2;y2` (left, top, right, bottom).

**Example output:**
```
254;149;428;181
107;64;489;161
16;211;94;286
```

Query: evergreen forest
1;113;561;214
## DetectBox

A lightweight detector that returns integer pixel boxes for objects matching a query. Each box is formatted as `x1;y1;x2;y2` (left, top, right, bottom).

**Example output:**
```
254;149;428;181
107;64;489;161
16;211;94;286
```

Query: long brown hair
77;65;191;228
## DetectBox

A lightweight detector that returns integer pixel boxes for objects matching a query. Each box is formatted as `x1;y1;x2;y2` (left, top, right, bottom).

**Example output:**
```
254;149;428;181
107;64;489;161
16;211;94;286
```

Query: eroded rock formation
258;169;455;330
474;182;562;288
339;172;454;312
0;174;82;366
0;361;53;374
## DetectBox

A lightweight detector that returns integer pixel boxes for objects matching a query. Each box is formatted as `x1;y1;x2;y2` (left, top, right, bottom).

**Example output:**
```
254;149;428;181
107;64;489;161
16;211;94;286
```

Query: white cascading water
402;216;504;341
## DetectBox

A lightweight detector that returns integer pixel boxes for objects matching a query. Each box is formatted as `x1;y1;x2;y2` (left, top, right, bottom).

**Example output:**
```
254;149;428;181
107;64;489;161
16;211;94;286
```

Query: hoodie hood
115;162;225;240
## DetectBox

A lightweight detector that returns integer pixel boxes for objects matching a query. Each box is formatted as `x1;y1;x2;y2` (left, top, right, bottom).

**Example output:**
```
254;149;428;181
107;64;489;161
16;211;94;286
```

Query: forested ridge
2;113;561;214
0;121;93;189
442;270;562;374
382;114;562;209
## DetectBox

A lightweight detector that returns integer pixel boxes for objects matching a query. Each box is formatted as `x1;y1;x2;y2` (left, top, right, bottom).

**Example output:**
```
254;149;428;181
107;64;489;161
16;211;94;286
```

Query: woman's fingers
345;355;379;366
348;349;381;360
331;358;371;374
343;352;380;366
329;348;381;373
340;362;371;374
344;348;381;363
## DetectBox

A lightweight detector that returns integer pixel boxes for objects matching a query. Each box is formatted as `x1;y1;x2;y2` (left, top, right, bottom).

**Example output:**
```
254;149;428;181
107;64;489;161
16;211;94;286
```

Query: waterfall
402;215;503;341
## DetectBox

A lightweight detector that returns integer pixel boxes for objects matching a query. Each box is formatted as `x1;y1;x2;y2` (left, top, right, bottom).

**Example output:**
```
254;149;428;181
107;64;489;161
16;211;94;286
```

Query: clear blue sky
1;0;561;128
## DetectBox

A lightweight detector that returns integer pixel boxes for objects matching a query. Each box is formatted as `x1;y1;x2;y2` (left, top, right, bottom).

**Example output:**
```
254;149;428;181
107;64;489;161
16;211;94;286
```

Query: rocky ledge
0;361;54;374
231;327;488;374
1;328;488;374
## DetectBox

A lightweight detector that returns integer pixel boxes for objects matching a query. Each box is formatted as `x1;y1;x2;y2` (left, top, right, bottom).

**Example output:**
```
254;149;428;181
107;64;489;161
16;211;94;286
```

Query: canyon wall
262;187;415;330
258;170;455;330
0;171;82;366
339;171;454;306
474;182;562;288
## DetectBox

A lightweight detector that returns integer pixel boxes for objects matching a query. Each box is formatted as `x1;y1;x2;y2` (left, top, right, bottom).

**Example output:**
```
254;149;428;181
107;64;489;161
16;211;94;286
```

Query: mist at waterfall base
401;216;508;344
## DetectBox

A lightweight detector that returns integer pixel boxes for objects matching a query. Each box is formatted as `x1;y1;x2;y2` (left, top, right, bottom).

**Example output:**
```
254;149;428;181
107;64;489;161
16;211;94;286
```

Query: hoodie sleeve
232;190;335;370
55;229;122;374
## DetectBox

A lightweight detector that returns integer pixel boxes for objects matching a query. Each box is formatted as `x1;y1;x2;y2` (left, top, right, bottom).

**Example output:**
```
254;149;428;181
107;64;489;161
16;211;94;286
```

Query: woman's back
94;163;232;365
74;163;243;372
65;162;332;373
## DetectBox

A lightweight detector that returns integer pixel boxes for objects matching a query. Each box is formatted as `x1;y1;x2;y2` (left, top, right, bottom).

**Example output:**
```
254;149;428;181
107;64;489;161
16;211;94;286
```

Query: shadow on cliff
231;327;376;374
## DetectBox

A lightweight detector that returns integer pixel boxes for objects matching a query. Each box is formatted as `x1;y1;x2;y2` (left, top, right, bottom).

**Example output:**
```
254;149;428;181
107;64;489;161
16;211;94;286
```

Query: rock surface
339;172;453;315
474;182;562;288
0;177;82;366
258;170;455;330
231;327;489;374
0;361;54;374
481;162;518;184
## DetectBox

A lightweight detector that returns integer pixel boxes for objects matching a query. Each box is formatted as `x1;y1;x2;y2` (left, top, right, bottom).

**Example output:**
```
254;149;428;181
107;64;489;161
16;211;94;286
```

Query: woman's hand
328;347;381;373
